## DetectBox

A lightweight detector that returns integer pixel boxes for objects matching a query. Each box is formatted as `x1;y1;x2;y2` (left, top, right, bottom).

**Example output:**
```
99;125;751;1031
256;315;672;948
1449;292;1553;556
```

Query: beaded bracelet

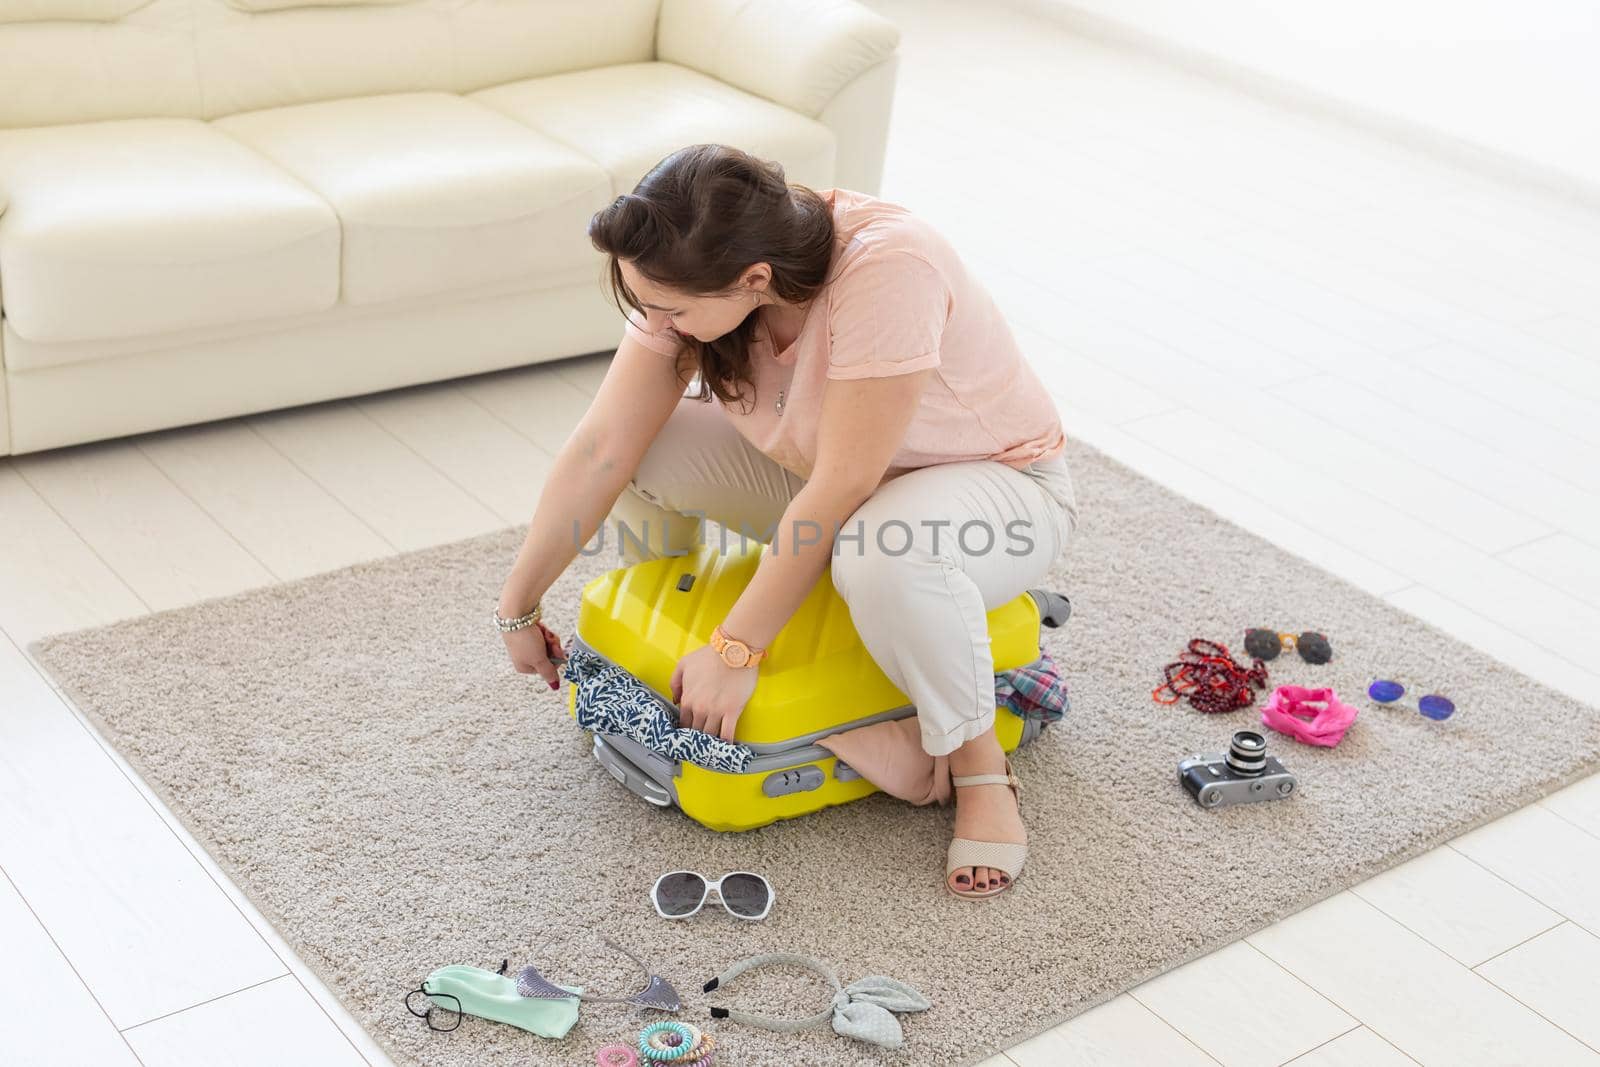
638;1021;697;1062
493;600;542;633
1152;638;1269;714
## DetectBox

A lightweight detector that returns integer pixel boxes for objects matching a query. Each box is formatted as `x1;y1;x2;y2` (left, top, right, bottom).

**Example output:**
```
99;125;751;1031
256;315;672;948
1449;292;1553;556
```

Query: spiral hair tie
639;1021;697;1062
673;1032;715;1065
667;1029;707;1063
595;1044;639;1067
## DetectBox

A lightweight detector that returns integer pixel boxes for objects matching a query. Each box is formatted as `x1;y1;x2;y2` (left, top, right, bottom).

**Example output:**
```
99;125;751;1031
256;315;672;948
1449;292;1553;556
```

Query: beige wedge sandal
944;758;1026;900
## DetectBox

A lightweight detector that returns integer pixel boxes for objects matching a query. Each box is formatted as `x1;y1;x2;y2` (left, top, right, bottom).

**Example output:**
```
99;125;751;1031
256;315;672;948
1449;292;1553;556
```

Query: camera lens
1225;730;1268;777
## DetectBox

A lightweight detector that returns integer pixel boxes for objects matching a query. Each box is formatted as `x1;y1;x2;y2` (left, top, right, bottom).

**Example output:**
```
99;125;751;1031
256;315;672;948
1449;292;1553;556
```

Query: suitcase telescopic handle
1028;589;1072;628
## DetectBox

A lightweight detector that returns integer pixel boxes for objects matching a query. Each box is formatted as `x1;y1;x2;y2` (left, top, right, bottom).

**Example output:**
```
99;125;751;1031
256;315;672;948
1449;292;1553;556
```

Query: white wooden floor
4;2;1600;1064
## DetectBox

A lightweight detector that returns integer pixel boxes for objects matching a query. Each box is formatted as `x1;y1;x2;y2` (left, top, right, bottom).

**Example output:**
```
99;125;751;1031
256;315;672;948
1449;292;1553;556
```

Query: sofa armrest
655;0;900;118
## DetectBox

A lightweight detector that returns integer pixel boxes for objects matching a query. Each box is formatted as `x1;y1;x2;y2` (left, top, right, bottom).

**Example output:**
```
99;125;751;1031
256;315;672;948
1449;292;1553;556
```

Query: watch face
723;643;750;668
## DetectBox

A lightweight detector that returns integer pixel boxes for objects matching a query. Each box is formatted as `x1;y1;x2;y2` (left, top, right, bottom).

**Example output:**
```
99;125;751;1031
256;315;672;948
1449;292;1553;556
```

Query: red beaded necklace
1152;638;1270;714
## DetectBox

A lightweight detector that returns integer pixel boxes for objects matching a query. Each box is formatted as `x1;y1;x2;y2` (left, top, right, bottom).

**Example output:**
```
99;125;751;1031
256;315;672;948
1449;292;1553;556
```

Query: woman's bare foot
946;727;1026;893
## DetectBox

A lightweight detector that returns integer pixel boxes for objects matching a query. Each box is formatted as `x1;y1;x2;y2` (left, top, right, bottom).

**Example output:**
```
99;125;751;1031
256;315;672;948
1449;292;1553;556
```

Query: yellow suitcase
565;537;1070;832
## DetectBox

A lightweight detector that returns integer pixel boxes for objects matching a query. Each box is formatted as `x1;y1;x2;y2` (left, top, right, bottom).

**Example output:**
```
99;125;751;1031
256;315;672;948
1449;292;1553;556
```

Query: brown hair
587;144;837;411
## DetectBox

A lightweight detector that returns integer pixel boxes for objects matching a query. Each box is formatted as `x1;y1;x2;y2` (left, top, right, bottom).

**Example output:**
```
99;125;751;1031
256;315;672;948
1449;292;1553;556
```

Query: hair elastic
667;1032;714;1064
596;1044;640;1067
638;1021;697;1062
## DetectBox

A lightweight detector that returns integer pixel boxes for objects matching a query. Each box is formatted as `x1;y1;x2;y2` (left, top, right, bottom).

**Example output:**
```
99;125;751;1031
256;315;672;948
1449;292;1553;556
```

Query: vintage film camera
1178;730;1297;808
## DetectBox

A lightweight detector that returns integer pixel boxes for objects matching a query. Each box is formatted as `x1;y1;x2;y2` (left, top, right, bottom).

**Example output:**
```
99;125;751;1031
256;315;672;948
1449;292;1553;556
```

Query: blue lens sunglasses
1367;679;1456;720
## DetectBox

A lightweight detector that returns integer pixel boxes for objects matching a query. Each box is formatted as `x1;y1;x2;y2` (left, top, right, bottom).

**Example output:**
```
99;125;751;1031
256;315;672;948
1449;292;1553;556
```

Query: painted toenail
956;875;969;885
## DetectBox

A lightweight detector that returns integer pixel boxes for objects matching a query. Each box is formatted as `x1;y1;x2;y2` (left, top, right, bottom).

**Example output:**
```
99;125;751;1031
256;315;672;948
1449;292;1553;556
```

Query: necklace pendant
775;389;786;414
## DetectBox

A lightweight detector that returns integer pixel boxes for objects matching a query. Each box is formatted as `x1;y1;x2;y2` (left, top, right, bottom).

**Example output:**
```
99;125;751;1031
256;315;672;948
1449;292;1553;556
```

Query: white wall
1016;0;1600;200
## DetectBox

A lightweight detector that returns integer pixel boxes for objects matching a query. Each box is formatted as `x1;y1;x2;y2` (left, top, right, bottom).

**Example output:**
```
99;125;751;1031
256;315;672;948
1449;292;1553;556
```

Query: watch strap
713;625;766;668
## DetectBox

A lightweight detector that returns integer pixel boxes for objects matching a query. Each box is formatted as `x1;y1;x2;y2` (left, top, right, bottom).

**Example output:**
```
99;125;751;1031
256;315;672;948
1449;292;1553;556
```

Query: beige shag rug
29;435;1600;1066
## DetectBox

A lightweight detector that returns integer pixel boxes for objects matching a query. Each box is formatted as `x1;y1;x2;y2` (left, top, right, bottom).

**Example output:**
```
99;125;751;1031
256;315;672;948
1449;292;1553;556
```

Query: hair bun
620;193;676;237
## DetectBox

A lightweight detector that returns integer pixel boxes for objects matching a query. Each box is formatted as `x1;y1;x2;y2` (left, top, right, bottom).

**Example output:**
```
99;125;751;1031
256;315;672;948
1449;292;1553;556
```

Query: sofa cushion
0;0;662;131
0;0;145;24
0;118;339;350
657;0;901;118
471;62;838;192
222;0;409;11
213;92;615;306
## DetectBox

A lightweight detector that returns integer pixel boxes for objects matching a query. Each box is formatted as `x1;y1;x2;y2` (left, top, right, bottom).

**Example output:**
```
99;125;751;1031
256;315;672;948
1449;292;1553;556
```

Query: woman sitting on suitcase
496;144;1079;901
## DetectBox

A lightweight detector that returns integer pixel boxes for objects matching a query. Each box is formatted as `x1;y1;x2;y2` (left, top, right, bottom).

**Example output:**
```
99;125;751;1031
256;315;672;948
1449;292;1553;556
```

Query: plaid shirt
993;648;1071;723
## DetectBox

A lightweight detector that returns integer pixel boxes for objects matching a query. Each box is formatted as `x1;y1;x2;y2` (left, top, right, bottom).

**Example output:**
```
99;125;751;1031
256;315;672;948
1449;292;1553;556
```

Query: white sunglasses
651;870;773;921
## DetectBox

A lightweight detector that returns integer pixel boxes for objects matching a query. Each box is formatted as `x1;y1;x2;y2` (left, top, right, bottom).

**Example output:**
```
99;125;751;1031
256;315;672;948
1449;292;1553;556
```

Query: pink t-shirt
622;187;1067;483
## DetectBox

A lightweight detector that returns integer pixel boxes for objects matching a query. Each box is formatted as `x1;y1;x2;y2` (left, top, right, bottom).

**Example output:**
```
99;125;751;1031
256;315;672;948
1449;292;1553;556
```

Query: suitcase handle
1029;589;1072;628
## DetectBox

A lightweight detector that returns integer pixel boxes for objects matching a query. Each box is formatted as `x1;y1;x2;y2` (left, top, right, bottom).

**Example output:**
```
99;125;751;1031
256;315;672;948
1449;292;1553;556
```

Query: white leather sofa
0;0;901;456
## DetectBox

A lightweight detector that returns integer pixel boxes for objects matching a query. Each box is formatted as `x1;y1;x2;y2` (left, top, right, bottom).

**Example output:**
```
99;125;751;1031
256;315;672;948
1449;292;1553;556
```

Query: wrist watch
710;624;767;669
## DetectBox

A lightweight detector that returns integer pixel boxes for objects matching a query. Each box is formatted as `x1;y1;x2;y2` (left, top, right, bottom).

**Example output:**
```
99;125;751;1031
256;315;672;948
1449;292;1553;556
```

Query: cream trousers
602;394;1080;757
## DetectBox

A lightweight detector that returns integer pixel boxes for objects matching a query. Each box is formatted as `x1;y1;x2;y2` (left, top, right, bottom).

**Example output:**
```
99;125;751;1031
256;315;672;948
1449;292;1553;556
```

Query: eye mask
515;937;682;1011
406;964;581;1038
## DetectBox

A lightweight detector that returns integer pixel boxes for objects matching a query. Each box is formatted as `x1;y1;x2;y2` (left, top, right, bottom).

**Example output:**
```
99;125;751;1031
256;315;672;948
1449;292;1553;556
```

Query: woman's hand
502;620;567;690
670;644;760;742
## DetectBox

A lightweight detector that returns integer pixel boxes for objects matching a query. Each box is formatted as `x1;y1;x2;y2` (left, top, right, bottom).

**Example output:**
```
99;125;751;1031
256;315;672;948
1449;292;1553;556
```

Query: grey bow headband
702;952;931;1049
